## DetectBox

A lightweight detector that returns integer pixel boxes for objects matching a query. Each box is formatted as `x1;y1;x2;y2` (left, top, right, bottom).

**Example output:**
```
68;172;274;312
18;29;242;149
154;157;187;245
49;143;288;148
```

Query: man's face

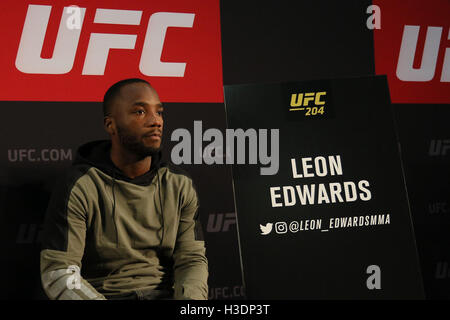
110;82;164;158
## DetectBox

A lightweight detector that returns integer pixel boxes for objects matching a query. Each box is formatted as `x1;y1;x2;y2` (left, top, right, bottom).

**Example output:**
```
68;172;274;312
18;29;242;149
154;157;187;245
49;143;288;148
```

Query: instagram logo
275;222;288;234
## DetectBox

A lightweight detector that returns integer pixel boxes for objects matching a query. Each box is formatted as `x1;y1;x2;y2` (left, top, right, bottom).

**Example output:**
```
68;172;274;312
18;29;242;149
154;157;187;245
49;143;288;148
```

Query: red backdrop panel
0;0;223;103
373;0;450;104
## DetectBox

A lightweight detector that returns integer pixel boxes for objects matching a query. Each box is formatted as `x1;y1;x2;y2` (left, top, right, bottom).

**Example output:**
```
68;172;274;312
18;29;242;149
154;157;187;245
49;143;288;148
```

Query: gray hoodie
40;140;208;300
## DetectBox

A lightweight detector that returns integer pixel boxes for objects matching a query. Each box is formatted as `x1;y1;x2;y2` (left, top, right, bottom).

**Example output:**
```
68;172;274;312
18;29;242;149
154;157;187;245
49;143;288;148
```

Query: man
40;78;208;300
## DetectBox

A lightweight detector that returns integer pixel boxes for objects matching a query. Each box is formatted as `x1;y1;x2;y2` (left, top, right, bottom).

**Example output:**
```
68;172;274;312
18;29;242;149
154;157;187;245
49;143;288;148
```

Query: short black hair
103;78;151;117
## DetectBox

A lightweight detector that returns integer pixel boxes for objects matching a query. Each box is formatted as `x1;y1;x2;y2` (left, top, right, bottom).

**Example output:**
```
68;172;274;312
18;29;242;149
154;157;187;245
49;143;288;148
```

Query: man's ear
104;116;116;135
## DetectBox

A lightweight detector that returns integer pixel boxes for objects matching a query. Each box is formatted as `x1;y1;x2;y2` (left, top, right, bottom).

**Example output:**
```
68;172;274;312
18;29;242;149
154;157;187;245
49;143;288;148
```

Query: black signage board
224;76;424;299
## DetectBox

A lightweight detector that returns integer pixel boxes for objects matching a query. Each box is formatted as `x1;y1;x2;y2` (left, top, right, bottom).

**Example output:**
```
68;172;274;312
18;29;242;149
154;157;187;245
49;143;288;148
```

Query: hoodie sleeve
172;177;209;300
40;171;106;300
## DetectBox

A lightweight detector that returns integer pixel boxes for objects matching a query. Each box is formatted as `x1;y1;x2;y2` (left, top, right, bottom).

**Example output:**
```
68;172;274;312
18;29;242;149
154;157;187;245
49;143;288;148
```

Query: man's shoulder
51;163;94;195
161;163;194;181
160;164;200;207
160;163;199;193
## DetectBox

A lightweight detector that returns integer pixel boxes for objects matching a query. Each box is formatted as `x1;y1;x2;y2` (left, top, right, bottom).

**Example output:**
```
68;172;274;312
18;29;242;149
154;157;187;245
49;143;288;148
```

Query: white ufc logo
396;25;450;82
15;5;195;76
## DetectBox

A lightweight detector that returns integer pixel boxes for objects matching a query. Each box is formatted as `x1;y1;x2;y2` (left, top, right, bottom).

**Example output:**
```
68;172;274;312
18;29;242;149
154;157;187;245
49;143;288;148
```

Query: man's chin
143;141;162;153
121;142;161;158
140;145;161;157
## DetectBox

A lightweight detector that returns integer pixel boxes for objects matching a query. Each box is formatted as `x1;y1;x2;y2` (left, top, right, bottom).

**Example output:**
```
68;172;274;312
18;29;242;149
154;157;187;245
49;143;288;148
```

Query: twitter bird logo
260;223;273;235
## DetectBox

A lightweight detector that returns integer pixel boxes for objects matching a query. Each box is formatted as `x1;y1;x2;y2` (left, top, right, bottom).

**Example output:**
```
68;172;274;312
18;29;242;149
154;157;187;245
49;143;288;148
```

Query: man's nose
145;111;162;127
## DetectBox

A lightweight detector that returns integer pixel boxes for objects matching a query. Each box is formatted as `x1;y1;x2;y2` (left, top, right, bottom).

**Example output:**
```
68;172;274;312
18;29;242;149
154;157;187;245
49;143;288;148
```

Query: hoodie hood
73;140;164;186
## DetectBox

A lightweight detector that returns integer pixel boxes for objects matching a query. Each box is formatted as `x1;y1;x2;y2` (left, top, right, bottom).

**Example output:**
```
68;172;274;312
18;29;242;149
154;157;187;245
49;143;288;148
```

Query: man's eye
135;110;145;115
157;111;164;116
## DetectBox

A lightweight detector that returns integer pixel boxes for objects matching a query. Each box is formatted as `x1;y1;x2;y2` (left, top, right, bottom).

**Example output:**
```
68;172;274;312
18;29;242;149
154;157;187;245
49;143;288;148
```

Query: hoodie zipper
157;169;165;248
111;169;119;248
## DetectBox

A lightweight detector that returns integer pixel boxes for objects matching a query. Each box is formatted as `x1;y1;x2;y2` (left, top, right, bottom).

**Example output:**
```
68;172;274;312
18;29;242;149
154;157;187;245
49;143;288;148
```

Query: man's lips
143;131;162;139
